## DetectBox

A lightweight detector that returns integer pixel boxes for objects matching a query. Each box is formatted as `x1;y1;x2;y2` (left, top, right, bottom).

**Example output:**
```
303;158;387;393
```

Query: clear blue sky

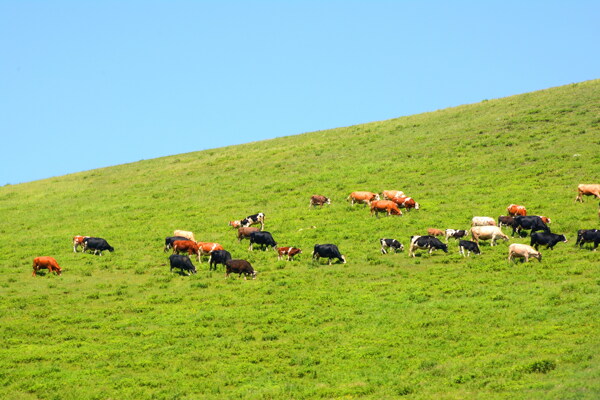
1;1;598;185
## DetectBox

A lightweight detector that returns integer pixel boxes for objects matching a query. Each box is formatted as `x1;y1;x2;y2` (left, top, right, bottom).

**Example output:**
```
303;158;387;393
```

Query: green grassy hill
1;79;599;399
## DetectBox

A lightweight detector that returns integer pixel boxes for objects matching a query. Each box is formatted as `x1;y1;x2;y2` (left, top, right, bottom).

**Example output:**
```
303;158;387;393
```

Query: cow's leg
248;242;253;251
381;246;387;254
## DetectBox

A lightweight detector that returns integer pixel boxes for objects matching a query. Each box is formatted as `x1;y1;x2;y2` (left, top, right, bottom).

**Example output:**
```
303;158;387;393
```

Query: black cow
408;235;448;257
511;216;551;236
530;232;568;250
225;259;257;279
248;231;277;251
576;229;600;250
83;237;114;256
312;244;346;264
164;236;192;252
458;240;481;257
169;254;197;275
380;238;403;254
209;250;232;271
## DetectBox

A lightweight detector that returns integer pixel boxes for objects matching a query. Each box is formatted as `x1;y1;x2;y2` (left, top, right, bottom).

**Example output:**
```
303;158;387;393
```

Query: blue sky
1;1;598;185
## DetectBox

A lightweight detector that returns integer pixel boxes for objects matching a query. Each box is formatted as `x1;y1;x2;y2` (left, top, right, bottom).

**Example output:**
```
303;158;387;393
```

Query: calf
83;237;114;256
248;231;277;251
530;232;567;250
471;216;496;227
347;191;380;205
164;236;192;252
277;247;302;261
169;254;197;275
427;228;444;236
408;235;448;257
370;200;402;217
310;195;331;207
575;183;600;202
380;238;403;254
32;256;62;277
209;250;232;271
470;226;510;246
225;259;257;279
575;229;600;250
72;235;89;252
237;227;260;242
497;216;515;228
174;230;196;242
312;244;346;264
508;243;542;263
172;240;200;261
444;229;468;242
511;216;551;236
458;240;481;257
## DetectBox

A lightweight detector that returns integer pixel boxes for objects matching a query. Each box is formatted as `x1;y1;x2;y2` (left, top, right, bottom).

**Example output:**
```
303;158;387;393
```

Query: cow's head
325;197;331;205
229;220;241;228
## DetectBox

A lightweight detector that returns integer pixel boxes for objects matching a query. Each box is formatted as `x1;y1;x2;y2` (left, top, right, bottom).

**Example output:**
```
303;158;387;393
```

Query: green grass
1;79;599;399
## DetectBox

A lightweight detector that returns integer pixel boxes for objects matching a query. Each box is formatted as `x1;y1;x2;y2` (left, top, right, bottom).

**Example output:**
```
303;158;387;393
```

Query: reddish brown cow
72;235;89;252
197;242;224;262
348;191;380;205
575;184;600;202
539;216;552;224
277;247;302;261
427;228;444;236
310;195;331;207
507;204;527;216
32;256;62;277
391;196;420;211
172;240;200;261
237;227;260;242
370;200;402;217
382;190;405;200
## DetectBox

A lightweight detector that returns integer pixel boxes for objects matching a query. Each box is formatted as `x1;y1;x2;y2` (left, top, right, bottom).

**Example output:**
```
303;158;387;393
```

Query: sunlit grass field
1;80;599;399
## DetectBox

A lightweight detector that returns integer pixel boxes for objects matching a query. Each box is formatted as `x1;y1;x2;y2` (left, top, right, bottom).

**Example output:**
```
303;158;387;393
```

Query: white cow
508;243;542;263
471;216;497;227
174;230;196;242
470;226;509;246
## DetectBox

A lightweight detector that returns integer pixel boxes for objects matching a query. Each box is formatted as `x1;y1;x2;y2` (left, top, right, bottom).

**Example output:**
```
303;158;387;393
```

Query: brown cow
172;240;200;261
391;196;420;211
225;259;257;280
196;242;224;263
310;195;331;207
237;227;260;242
348;191;380;205
539;216;552;224
382;190;405;200
427;228;444;236
575;184;600;202
277;247;302;261
507;204;527;216
32;256;62;277
370;200;402;217
72;235;89;252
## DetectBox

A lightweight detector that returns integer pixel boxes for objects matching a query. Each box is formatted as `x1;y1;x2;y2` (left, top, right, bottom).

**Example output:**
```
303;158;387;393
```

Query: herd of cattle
31;184;600;278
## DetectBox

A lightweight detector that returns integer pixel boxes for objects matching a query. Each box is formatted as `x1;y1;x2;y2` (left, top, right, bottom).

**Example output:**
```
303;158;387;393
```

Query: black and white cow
575;229;600;250
511;216;551;237
380;238;404;254
444;229;468;243
83;237;114;256
530;232;568;250
248;231;277;251
209;249;232;271
169;254;197;275
312;244;346;264
164;236;193;252
458;240;481;257
408;235;448;257
242;213;265;230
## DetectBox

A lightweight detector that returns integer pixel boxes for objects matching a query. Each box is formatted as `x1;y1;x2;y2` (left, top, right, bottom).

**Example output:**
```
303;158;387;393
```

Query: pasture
0;80;599;399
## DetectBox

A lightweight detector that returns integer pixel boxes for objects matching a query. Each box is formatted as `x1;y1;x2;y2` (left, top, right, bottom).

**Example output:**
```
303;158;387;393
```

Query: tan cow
471;216;496;227
237;227;260;242
427;228;445;236
348;191;380;205
508;243;542;263
382;190;405;200
370;200;402;217
575;184;600;202
470;226;509;246
174;230;196;242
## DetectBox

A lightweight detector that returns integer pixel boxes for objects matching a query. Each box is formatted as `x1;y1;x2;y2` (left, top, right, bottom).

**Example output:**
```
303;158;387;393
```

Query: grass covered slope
1;80;599;399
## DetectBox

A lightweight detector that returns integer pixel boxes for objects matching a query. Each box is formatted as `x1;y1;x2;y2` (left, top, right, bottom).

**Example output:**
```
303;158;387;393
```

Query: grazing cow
312;244;346;264
72;235;89;252
277;247;302;261
575;229;600;250
471;216;496;227
575;184;600;202
172;240;200;261
310;195;331;207
539;216;552;224
32;256;62;277
169;254;197;275
530;232;568;250
380;238;403;254
237;227;260;242
408;235;448;257
173;230;196;242
347;191;380;205
225;259;257;279
197;242;224;262
248;231;277;251
370;200;402;217
511;216;551;236
392;196;420;211
444;229;468;242
427;228;445;236
497;216;515;228
470;226;510;246
382;190;405;200
209;250;232;271
508;243;542;263
164;236;192;252
83;237;114;255
230;213;265;230
507;204;527;216
458;240;481;257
